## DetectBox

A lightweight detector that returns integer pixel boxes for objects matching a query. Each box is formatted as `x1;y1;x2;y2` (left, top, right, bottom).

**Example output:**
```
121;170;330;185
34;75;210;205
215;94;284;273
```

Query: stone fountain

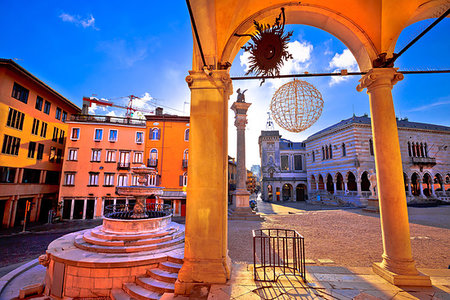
40;165;185;299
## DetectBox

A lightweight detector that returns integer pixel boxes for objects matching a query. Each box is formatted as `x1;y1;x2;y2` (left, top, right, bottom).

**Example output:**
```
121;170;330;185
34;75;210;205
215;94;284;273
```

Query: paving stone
318;259;335;264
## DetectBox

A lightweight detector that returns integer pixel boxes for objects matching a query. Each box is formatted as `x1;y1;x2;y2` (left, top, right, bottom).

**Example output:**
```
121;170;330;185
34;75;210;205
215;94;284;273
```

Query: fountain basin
102;214;172;234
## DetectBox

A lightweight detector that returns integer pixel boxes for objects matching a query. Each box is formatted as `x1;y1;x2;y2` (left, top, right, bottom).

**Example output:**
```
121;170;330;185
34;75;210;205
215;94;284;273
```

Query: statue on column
236;88;247;102
369;169;377;197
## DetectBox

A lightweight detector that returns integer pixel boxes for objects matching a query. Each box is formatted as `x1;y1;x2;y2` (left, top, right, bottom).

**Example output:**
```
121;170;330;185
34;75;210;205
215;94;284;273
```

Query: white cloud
88;103;107;115
408;97;450;112
59;13;98;30
106;111;117;117
97;39;148;68
328;49;359;86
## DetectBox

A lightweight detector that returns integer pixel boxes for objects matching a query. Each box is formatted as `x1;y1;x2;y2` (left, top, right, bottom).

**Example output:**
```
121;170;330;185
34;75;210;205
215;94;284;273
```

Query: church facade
259;115;450;206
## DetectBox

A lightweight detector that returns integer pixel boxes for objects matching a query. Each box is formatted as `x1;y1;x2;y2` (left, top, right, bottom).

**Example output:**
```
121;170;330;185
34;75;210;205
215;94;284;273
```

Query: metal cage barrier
253;229;306;282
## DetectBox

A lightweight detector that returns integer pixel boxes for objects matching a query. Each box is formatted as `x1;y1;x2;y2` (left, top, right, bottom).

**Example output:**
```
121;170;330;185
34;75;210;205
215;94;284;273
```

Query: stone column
357;68;430;286
356;179;362;196
315;180;319;191
175;70;232;294
430;180;436;197
344;181;348;193
419;179;425;198
82;198;87;219
70;199;75;220
231;100;251;208
333;181;337;194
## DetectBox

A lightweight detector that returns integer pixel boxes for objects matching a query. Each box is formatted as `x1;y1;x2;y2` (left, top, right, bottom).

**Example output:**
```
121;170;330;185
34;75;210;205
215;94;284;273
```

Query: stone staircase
111;255;183;300
228;207;264;221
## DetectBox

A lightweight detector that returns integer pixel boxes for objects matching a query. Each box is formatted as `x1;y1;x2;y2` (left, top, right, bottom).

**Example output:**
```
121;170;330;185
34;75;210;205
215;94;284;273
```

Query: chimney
155;107;163;116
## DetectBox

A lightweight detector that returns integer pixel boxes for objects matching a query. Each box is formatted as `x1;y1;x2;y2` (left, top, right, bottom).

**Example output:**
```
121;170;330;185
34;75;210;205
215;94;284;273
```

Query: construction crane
82;95;155;117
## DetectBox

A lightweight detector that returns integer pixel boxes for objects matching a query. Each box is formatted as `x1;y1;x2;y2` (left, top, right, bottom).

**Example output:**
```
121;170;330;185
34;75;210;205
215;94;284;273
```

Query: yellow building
0;59;80;228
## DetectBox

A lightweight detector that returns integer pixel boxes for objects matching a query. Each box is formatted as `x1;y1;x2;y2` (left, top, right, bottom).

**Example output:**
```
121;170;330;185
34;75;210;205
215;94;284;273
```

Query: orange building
246;169;256;194
59;114;146;219
144;108;189;216
0;59;80;228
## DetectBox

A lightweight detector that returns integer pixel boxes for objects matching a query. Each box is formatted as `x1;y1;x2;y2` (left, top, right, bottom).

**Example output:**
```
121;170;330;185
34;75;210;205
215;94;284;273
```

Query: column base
362;197;379;213
233;189;250;208
372;262;431;287
174;255;231;295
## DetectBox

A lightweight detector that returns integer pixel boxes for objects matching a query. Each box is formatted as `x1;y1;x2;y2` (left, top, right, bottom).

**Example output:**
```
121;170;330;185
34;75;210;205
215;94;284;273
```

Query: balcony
182;159;188;168
117;162;130;170
147;159;158;167
411;157;436;166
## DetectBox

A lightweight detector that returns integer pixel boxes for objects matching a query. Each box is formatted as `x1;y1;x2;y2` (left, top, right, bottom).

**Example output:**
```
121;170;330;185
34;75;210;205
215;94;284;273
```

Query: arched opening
411;173;420;196
422;173;432;197
445;174;450;192
267;184;273;201
318;175;324;190
310;175;316;190
434;173;443;192
282;183;293;201
347;172;357;191
151;128;160;140
336;172;344;191
296;184;307;201
361;172;370;192
403;172;409;192
326;174;334;193
184;128;189;141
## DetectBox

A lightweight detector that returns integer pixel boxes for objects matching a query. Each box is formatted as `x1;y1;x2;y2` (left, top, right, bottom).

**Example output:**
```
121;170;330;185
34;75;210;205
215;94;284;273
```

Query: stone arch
346;171;357;191
361;171;370;192
310;175;316;189
318;174;325;190
445;173;450;191
422;172;433;197
335;172;344;191
296;184;307;201
326;173;334;193
282;183;293;201
411;172;421;196
221;3;378;72
434;173;443;191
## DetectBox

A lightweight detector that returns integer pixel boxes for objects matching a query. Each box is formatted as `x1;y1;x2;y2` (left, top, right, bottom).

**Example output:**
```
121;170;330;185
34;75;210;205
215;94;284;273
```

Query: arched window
312;151;315;162
325;146;329;160
342;143;346;156
322;147;325;160
184;129;189;141
151;128;160;140
412;142;416;157
181;172;188;187
407;142;411;157
420;143;424;157
424;143;428;157
369;139;374;156
329;144;333;159
150;149;158;160
183;149;189;160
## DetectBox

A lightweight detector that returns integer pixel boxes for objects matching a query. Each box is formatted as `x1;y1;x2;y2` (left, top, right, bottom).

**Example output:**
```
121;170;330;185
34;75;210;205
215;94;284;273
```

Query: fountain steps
82;228;184;247
74;234;185;253
91;225;179;241
159;261;182;273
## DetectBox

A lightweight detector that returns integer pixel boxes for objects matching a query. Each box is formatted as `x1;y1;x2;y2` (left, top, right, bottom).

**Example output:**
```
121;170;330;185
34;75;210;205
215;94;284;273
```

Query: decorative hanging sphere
270;79;324;133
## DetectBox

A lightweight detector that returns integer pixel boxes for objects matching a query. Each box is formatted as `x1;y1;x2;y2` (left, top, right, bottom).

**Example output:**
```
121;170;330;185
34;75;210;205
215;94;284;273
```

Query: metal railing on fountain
104;203;172;219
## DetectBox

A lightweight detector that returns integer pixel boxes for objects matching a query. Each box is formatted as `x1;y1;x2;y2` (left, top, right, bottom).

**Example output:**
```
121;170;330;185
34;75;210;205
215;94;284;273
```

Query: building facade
59;115;146;220
0;59;80;228
259;115;450;205
144;109;189;216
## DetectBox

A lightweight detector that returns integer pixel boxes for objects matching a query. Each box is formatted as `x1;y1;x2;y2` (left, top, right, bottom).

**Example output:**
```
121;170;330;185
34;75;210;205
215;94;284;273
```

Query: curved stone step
136;277;174;294
111;288;133;300
167;254;184;265
146;268;178;283
83;229;184;247
74;235;185;253
159;261;182;273
123;283;161;300
91;225;179;241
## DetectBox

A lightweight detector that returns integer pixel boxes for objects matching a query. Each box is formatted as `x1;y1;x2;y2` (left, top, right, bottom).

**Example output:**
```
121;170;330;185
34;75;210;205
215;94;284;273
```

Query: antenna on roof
266;112;275;130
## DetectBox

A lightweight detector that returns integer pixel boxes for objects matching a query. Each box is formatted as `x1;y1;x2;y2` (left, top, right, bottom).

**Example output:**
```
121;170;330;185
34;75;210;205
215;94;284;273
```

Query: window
6;108;25;130
183;149;189;160
180;172;188;187
106;150;116;162
45;171;60;185
184;129;189;141
280;155;289;170
52;127;59;142
94;129;103;141
119;151;130;164
117;174;128;187
35;96;43;111
88;173;99;186
1;135;20;155
150;149;158;160
91;149;101;162
43;101;51;114
136;131;144;144
0;167;16;183
132;175;139;186
56;149;62;163
55;107;62;120
22;169;40;183
62;111;67;122
68;148;78;161
28;142;36;158
71;128;80;140
329;145;333;159
424;143;428;157
134;152;143;163
40;122;48;138
37;144;44;160
322;146;325;160
49;147;56;162
31;119;40;135
148;174;157;186
109;129;118;142
64;173;75;186
151;128;160;140
11;82;29;103
104;173;115;186
294;155;302;170
407;142;412;157
312;151;315;162
369;139;374;156
342;143;346;156
58;130;65;144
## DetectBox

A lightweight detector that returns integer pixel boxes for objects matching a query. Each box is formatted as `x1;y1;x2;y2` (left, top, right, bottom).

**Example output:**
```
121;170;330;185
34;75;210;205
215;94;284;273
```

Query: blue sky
1;1;449;167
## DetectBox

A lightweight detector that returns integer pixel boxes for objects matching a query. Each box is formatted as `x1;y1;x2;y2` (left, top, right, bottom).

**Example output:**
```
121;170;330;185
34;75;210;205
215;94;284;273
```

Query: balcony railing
117;162;130;170
70;114;146;126
147;159;158;167
182;159;188;168
411;156;436;165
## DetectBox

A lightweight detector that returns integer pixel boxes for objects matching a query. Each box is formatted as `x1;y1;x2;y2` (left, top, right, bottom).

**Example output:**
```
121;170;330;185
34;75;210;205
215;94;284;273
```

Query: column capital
185;70;232;94
356;68;404;92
